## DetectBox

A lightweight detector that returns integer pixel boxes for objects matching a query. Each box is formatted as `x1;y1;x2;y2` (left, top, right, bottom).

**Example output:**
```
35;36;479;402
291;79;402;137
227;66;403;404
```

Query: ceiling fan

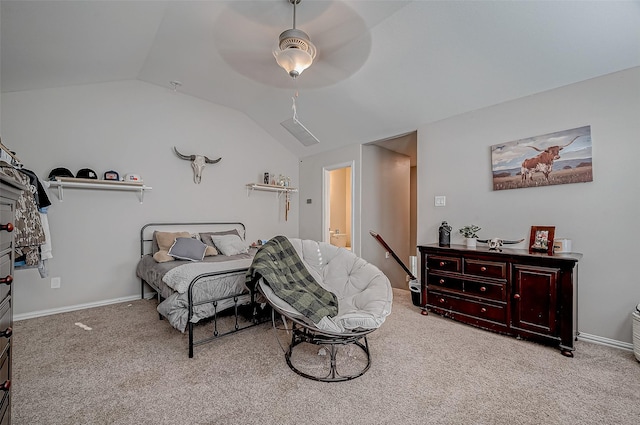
212;0;372;89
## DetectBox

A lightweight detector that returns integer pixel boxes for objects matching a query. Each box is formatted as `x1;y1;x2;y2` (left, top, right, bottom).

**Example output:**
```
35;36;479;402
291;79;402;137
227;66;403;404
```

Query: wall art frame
491;126;593;191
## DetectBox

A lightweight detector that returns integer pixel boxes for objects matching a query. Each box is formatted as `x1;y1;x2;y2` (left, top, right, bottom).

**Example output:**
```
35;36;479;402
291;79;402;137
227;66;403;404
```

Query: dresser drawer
428;291;507;323
0;343;9;425
0;255;10;303
427;255;461;273
0;203;12;253
464;258;507;279
464;280;506;301
427;274;463;292
0;297;10;350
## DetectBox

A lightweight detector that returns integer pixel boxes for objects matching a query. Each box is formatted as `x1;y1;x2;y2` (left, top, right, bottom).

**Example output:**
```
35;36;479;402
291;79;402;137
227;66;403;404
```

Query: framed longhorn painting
491;126;593;190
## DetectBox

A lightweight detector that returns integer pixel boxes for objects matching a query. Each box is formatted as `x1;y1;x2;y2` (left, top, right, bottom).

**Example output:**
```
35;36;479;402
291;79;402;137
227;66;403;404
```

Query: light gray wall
417;67;640;344
299;144;361;253
2;80;299;317
361;145;411;289
300;143;412;289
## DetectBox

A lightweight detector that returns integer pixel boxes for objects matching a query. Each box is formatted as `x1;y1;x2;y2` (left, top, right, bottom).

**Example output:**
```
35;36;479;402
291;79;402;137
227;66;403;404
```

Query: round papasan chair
247;237;393;382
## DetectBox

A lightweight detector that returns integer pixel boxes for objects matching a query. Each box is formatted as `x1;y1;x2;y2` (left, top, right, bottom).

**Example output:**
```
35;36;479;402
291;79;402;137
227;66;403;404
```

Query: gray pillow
211;234;249;256
199;229;241;247
168;237;208;261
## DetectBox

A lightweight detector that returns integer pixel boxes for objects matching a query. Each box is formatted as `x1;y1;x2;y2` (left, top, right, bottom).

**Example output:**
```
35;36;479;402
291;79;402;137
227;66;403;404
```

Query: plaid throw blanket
246;236;338;324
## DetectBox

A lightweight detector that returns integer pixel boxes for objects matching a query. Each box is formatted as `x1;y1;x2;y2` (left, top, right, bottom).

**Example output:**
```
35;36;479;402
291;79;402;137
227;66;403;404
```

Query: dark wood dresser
418;243;581;356
0;174;23;425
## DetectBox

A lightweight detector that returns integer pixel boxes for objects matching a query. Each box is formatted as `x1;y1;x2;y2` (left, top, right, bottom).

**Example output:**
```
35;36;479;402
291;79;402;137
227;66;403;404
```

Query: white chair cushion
267;238;393;332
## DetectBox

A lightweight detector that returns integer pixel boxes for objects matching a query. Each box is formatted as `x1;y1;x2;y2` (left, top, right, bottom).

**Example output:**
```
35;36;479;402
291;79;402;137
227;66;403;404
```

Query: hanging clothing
0;165;45;266
19;168;51;209
38;209;53;278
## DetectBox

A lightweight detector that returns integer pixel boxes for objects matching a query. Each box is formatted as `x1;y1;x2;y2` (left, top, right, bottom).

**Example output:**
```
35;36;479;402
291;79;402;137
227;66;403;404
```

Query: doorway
361;131;417;289
323;162;354;251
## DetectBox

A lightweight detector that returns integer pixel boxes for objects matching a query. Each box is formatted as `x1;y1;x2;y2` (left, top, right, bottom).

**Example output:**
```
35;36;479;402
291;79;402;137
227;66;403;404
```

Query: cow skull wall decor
173;146;222;184
477;238;525;251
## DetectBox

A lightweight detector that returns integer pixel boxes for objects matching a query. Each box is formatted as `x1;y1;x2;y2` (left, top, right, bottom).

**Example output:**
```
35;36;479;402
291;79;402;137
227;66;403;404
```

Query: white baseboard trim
577;332;633;351
14;292;156;322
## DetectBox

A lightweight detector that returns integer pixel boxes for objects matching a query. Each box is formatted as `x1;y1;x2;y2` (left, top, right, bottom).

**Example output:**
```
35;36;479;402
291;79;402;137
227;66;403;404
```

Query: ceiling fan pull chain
291;92;298;121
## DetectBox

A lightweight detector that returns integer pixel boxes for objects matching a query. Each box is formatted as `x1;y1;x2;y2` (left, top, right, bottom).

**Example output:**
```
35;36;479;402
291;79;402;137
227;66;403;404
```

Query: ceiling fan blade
212;0;372;89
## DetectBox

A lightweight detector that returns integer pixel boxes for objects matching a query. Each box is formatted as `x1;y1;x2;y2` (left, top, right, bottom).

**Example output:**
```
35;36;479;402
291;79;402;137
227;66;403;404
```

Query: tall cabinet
0;174;23;425
418;244;581;356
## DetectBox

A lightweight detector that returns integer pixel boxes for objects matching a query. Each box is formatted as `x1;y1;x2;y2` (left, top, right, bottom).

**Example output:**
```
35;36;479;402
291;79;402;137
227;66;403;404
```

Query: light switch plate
434;196;446;207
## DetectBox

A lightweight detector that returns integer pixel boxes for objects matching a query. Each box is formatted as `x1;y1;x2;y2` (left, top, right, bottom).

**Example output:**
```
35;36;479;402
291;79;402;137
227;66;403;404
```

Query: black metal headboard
140;222;246;256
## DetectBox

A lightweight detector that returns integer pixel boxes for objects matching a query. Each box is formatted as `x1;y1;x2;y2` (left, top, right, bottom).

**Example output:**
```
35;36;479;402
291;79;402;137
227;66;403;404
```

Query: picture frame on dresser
529;226;555;255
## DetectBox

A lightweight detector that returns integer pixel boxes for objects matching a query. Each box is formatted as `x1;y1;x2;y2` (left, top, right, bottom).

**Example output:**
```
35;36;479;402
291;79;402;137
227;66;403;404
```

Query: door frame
322;161;355;252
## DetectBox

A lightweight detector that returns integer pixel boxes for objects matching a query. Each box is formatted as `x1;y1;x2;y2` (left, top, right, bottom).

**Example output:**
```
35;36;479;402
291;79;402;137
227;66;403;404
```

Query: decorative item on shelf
263;172;270;185
76;168;98;179
458;224;481;248
48;167;74;180
553;238;572;253
529;226;555;255
284;189;291;221
124;173;142;183
477;238;525;252
438;221;452;247
104;170;120;181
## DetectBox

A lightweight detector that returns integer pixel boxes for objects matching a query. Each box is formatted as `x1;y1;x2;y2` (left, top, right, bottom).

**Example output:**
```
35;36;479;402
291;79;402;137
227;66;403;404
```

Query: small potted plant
459;225;481;248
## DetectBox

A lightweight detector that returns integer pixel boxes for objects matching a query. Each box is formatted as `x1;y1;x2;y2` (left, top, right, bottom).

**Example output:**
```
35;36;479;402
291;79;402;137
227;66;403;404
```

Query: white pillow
211;234;249;256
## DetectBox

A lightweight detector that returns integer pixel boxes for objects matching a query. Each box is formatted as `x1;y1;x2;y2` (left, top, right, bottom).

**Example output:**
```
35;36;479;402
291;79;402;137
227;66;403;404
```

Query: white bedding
162;257;254;293
137;251;257;333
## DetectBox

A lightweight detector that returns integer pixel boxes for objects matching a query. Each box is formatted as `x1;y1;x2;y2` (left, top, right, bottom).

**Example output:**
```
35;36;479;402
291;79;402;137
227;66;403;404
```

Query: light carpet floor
12;288;640;425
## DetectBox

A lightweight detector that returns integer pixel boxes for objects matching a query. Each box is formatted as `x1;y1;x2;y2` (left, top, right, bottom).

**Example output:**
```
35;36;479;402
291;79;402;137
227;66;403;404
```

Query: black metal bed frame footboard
185;268;268;358
138;222;269;358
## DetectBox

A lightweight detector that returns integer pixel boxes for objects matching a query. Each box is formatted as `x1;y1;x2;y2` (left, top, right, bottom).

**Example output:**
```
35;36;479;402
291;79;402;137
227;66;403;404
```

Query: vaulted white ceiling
2;1;639;158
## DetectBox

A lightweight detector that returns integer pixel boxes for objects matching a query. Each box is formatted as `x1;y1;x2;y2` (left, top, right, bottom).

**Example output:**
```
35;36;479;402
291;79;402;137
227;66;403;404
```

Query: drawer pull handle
0;223;13;232
439;298;445;304
480;266;487;272
0;327;11;338
0;380;10;392
439;261;445;267
514;293;521;300
480;286;487;292
0;275;12;285
439;279;445;284
480;308;487;313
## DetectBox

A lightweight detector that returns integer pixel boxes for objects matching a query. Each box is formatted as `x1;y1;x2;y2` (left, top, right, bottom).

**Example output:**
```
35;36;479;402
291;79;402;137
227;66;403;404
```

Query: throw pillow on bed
204;245;218;256
155;231;192;252
153;250;175;263
168;237;208;261
199;229;240;247
211;234;249;256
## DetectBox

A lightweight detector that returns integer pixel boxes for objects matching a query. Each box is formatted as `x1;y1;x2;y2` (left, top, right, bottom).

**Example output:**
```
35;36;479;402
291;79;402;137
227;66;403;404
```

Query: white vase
465;237;477;248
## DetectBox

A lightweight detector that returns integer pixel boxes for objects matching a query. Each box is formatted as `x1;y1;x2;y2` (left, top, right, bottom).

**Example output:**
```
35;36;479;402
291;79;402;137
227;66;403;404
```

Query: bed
136;222;268;357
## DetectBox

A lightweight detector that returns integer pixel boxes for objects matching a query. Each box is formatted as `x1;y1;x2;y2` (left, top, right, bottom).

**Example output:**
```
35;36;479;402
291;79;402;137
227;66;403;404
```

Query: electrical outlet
385;251;390;259
51;277;61;289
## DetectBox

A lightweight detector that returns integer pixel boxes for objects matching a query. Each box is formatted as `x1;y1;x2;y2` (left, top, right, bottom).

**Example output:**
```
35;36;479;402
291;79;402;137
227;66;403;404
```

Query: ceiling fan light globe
274;47;314;78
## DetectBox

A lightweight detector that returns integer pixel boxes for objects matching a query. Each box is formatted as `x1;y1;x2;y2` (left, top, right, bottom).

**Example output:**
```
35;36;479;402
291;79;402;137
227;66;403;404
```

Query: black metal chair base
284;321;373;382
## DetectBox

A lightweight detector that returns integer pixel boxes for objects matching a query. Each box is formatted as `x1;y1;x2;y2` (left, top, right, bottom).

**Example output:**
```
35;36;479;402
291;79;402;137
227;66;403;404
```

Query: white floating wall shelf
48;177;152;203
